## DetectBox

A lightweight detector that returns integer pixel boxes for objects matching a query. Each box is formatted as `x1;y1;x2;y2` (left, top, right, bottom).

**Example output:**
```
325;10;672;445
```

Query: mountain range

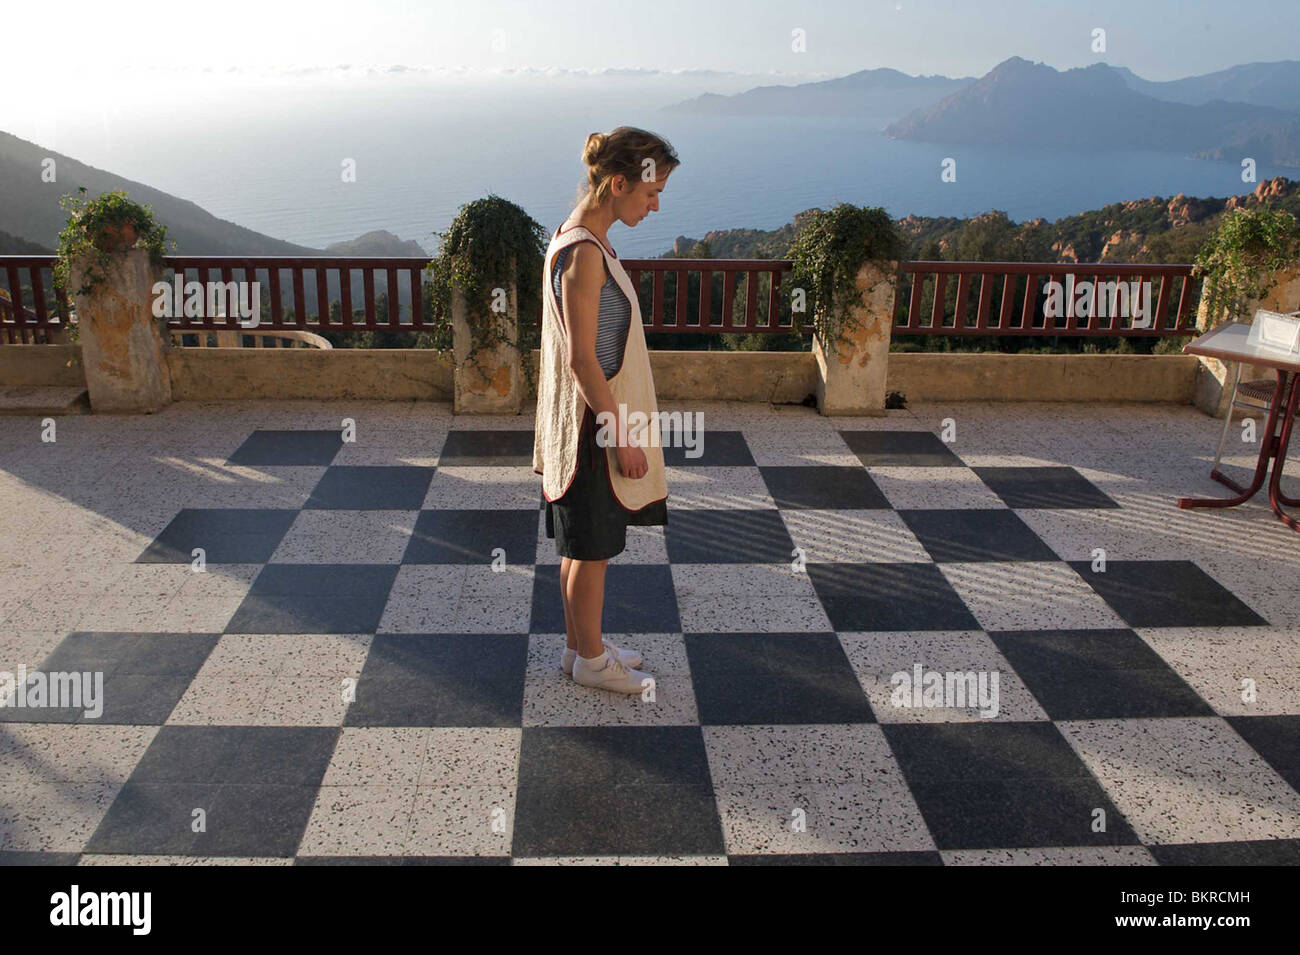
0;130;427;257
666;57;1300;167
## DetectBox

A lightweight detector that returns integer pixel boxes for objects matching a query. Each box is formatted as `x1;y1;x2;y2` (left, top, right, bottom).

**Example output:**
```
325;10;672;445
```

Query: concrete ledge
886;353;1199;403
164;348;455;401
0;386;90;416
4;345;1204;407
0;344;85;388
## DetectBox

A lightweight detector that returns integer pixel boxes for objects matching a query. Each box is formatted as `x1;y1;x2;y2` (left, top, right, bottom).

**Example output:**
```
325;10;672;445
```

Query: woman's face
614;171;669;227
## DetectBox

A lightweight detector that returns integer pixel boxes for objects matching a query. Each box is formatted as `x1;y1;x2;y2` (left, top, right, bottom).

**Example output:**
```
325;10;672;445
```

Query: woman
532;127;679;694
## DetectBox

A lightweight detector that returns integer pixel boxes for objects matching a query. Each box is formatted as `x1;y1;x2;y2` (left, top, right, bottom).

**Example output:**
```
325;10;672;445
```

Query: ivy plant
785;203;903;356
1192;206;1300;326
54;187;173;300
425;194;546;395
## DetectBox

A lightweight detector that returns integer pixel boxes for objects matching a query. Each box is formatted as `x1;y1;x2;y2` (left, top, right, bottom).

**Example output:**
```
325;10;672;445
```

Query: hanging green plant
425;194;546;395
54;187;173;300
786;203;903;356
1192;206;1300;326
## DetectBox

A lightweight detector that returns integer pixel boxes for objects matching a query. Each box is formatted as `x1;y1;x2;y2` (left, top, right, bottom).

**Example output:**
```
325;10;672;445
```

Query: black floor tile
2;633;219;725
882;722;1138;850
806;562;981;631
228;430;342;466
438;431;534;466
1147;839;1300;865
87;726;339;856
403;509;538;564
840;431;964;467
663;508;795;563
127;726;339;786
728;851;943;865
660;429;753;466
305;466;436;509
899;509;1059;562
512;726;724;856
990;629;1216;719
344;634;528;727
295;855;510;865
759;466;890;509
973;467;1118;509
883;721;1096;783
136;508;298;563
530;564;681;633
1225;716;1300;792
904;778;1139;850
685;632;874;725
225;564;398;633
1068;560;1268;628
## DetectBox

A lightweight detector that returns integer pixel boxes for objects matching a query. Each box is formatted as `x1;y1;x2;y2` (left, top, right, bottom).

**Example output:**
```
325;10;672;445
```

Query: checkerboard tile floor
2;399;1300;865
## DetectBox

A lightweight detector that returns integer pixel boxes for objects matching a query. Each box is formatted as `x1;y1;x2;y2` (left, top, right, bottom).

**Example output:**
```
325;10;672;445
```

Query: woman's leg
563;556;608;659
560;556;576;651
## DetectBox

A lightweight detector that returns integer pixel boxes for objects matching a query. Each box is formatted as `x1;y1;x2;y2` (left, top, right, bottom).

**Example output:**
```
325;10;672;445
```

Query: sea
9;70;1289;257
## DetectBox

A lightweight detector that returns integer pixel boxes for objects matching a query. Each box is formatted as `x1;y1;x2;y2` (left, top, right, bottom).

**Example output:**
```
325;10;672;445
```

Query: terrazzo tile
839;630;1049;722
939;561;1127;632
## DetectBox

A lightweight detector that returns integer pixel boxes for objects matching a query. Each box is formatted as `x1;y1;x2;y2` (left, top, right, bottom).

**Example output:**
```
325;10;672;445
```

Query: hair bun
582;132;607;167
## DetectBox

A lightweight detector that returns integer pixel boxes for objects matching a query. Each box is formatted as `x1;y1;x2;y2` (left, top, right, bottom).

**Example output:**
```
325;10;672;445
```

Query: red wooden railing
615;258;810;334
898;262;1200;336
1;254;1205;342
0;256;70;343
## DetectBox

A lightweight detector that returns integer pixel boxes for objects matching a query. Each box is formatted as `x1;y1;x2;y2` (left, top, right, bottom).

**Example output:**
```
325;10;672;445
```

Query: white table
1179;322;1300;531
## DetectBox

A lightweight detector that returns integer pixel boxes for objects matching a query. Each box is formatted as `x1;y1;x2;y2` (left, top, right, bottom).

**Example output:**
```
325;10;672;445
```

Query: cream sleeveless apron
532;224;668;513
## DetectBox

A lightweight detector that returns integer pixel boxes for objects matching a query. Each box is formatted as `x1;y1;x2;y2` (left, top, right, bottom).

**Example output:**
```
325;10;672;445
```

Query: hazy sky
5;0;1296;86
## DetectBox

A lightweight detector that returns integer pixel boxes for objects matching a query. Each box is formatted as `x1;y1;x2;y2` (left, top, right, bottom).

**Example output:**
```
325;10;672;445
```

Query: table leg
1179;369;1289;509
1266;371;1300;529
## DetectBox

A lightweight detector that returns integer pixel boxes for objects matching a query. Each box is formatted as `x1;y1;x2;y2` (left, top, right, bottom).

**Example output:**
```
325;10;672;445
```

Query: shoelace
602;647;629;677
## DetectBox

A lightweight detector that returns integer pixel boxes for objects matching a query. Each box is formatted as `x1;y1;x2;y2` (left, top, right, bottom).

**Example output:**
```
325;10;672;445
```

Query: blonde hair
577;126;680;208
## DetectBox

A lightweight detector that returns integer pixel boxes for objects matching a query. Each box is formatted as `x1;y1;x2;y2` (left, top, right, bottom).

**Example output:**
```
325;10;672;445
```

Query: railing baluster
953;273;971;331
767;267;782;331
341;268;354;328
317;267;330;327
744;271;758;331
652;269;665;331
292;267;306;326
975;272;993;331
387;267;400;326
675;270;687;330
268;267;283;326
410;267;423;329
1019;273;1037;331
931;272;948;329
698;269;711;328
363;268;375;326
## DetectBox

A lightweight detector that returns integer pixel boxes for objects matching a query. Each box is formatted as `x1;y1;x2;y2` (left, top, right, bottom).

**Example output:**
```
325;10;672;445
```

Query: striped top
551;240;631;379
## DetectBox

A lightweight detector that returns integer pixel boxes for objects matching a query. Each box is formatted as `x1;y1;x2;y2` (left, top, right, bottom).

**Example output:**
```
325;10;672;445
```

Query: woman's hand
615;444;649;479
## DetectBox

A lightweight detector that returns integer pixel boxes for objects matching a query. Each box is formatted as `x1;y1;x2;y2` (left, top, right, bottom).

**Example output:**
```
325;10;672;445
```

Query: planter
94;222;138;253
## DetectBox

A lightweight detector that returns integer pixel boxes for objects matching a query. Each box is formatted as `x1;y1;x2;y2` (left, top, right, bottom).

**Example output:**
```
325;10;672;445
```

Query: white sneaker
572;649;654;695
561;641;642;675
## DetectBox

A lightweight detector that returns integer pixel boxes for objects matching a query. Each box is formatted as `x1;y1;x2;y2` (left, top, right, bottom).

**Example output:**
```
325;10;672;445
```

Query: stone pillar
452;255;521;414
813;260;898;416
1192;264;1300;416
69;248;173;413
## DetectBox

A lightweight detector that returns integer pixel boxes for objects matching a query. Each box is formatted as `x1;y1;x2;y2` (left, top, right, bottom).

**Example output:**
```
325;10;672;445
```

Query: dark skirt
544;403;668;560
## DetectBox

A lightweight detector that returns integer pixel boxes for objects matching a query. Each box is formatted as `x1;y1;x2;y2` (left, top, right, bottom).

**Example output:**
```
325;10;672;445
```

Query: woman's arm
560;241;647;476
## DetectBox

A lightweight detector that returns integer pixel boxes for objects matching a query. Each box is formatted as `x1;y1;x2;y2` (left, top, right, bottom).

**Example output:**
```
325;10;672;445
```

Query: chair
1211;309;1300;472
